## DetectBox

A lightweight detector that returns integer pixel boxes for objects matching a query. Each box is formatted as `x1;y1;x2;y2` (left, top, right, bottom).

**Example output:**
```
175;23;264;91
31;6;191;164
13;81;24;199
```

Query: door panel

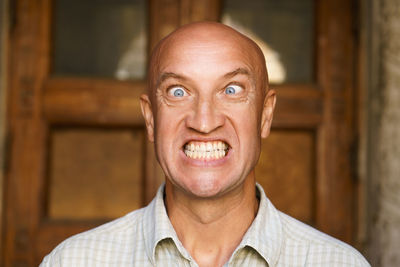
3;0;358;266
256;130;315;225
47;127;145;220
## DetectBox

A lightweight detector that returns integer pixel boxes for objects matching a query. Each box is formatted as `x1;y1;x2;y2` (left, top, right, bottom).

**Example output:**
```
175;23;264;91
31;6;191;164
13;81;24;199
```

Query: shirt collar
142;183;286;266
142;183;191;265
230;183;283;266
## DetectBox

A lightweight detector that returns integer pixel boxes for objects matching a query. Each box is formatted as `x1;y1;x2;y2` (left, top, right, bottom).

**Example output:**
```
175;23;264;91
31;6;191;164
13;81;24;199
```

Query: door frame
2;0;361;265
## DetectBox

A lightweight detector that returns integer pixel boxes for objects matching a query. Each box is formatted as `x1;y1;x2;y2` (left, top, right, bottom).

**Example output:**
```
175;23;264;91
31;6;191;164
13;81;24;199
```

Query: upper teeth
184;141;228;160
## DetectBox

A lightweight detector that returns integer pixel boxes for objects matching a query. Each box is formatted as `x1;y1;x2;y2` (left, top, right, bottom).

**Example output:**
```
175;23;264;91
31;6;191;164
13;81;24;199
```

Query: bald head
148;22;268;100
140;21;276;200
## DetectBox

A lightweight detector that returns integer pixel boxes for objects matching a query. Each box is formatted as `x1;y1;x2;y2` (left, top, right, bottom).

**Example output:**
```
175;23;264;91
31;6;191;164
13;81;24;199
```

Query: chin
188;185;221;198
180;173;238;198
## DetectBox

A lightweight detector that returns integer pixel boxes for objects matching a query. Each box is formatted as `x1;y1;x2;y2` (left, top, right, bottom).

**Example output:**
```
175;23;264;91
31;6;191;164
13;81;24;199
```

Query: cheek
155;104;177;131
236;103;261;133
155;113;175;146
154;105;186;151
233;105;262;153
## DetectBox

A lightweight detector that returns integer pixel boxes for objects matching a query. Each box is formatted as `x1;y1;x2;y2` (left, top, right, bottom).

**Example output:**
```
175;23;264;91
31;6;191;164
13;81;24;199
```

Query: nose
185;97;224;134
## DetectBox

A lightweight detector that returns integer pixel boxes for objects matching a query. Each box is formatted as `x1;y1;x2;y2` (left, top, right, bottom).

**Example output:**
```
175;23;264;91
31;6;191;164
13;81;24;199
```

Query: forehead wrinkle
158;67;255;91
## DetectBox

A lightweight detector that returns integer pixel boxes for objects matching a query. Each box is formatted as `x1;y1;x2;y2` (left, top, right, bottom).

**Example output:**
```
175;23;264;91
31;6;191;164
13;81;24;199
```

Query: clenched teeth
184;141;229;160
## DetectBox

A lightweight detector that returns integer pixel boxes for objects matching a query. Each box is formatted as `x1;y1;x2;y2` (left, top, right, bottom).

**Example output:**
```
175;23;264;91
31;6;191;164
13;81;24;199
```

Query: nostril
185;101;224;134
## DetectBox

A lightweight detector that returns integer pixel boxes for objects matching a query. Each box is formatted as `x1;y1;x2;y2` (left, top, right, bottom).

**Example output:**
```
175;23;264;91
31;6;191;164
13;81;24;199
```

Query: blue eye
174;88;184;97
169;87;187;97
225;85;243;95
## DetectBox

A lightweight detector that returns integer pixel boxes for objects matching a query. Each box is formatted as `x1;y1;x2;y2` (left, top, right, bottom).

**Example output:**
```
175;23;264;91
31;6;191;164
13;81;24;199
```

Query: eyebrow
156;67;251;88
156;72;187;88
223;67;251;79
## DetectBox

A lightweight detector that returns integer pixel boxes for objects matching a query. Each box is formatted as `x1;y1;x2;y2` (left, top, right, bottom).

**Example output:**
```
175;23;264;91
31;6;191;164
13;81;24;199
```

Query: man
41;22;369;266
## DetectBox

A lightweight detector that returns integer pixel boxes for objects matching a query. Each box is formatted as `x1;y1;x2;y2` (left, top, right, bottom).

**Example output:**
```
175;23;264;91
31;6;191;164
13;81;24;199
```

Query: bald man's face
141;24;275;198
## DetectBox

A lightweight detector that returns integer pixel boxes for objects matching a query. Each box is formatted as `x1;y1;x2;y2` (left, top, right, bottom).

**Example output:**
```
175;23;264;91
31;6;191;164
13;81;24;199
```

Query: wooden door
2;0;358;266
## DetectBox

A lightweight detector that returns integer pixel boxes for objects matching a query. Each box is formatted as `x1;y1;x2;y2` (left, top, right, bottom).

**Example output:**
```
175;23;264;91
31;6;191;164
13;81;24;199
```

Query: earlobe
140;94;155;142
261;89;276;138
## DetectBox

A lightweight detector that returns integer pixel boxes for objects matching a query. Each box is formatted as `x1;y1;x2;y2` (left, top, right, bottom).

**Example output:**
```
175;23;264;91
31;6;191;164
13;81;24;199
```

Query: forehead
153;26;264;79
160;39;254;75
147;23;268;99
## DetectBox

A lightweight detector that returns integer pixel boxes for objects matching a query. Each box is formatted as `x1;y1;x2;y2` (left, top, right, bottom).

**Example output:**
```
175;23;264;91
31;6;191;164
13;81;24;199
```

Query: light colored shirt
40;184;370;266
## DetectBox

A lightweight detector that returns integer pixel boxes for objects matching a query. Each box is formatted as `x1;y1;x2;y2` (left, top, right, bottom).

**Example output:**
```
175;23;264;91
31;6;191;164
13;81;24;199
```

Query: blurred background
0;0;399;266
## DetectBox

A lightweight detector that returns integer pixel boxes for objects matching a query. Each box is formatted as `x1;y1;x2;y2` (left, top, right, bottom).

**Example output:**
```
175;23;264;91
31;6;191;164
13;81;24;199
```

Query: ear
260;89;276;138
140;94;155;142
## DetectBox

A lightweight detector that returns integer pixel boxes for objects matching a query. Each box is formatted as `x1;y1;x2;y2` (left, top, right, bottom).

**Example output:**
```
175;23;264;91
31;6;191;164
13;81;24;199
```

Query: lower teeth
184;149;227;160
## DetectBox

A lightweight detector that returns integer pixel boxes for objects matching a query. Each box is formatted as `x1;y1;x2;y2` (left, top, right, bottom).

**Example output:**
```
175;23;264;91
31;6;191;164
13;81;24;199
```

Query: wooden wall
0;0;9;262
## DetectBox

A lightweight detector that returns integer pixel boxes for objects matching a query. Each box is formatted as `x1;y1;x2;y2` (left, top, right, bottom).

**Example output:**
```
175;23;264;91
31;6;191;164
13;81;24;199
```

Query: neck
165;174;259;267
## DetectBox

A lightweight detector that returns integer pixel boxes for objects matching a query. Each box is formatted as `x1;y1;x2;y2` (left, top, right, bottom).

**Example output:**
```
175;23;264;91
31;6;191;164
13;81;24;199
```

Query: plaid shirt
40;184;370;266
